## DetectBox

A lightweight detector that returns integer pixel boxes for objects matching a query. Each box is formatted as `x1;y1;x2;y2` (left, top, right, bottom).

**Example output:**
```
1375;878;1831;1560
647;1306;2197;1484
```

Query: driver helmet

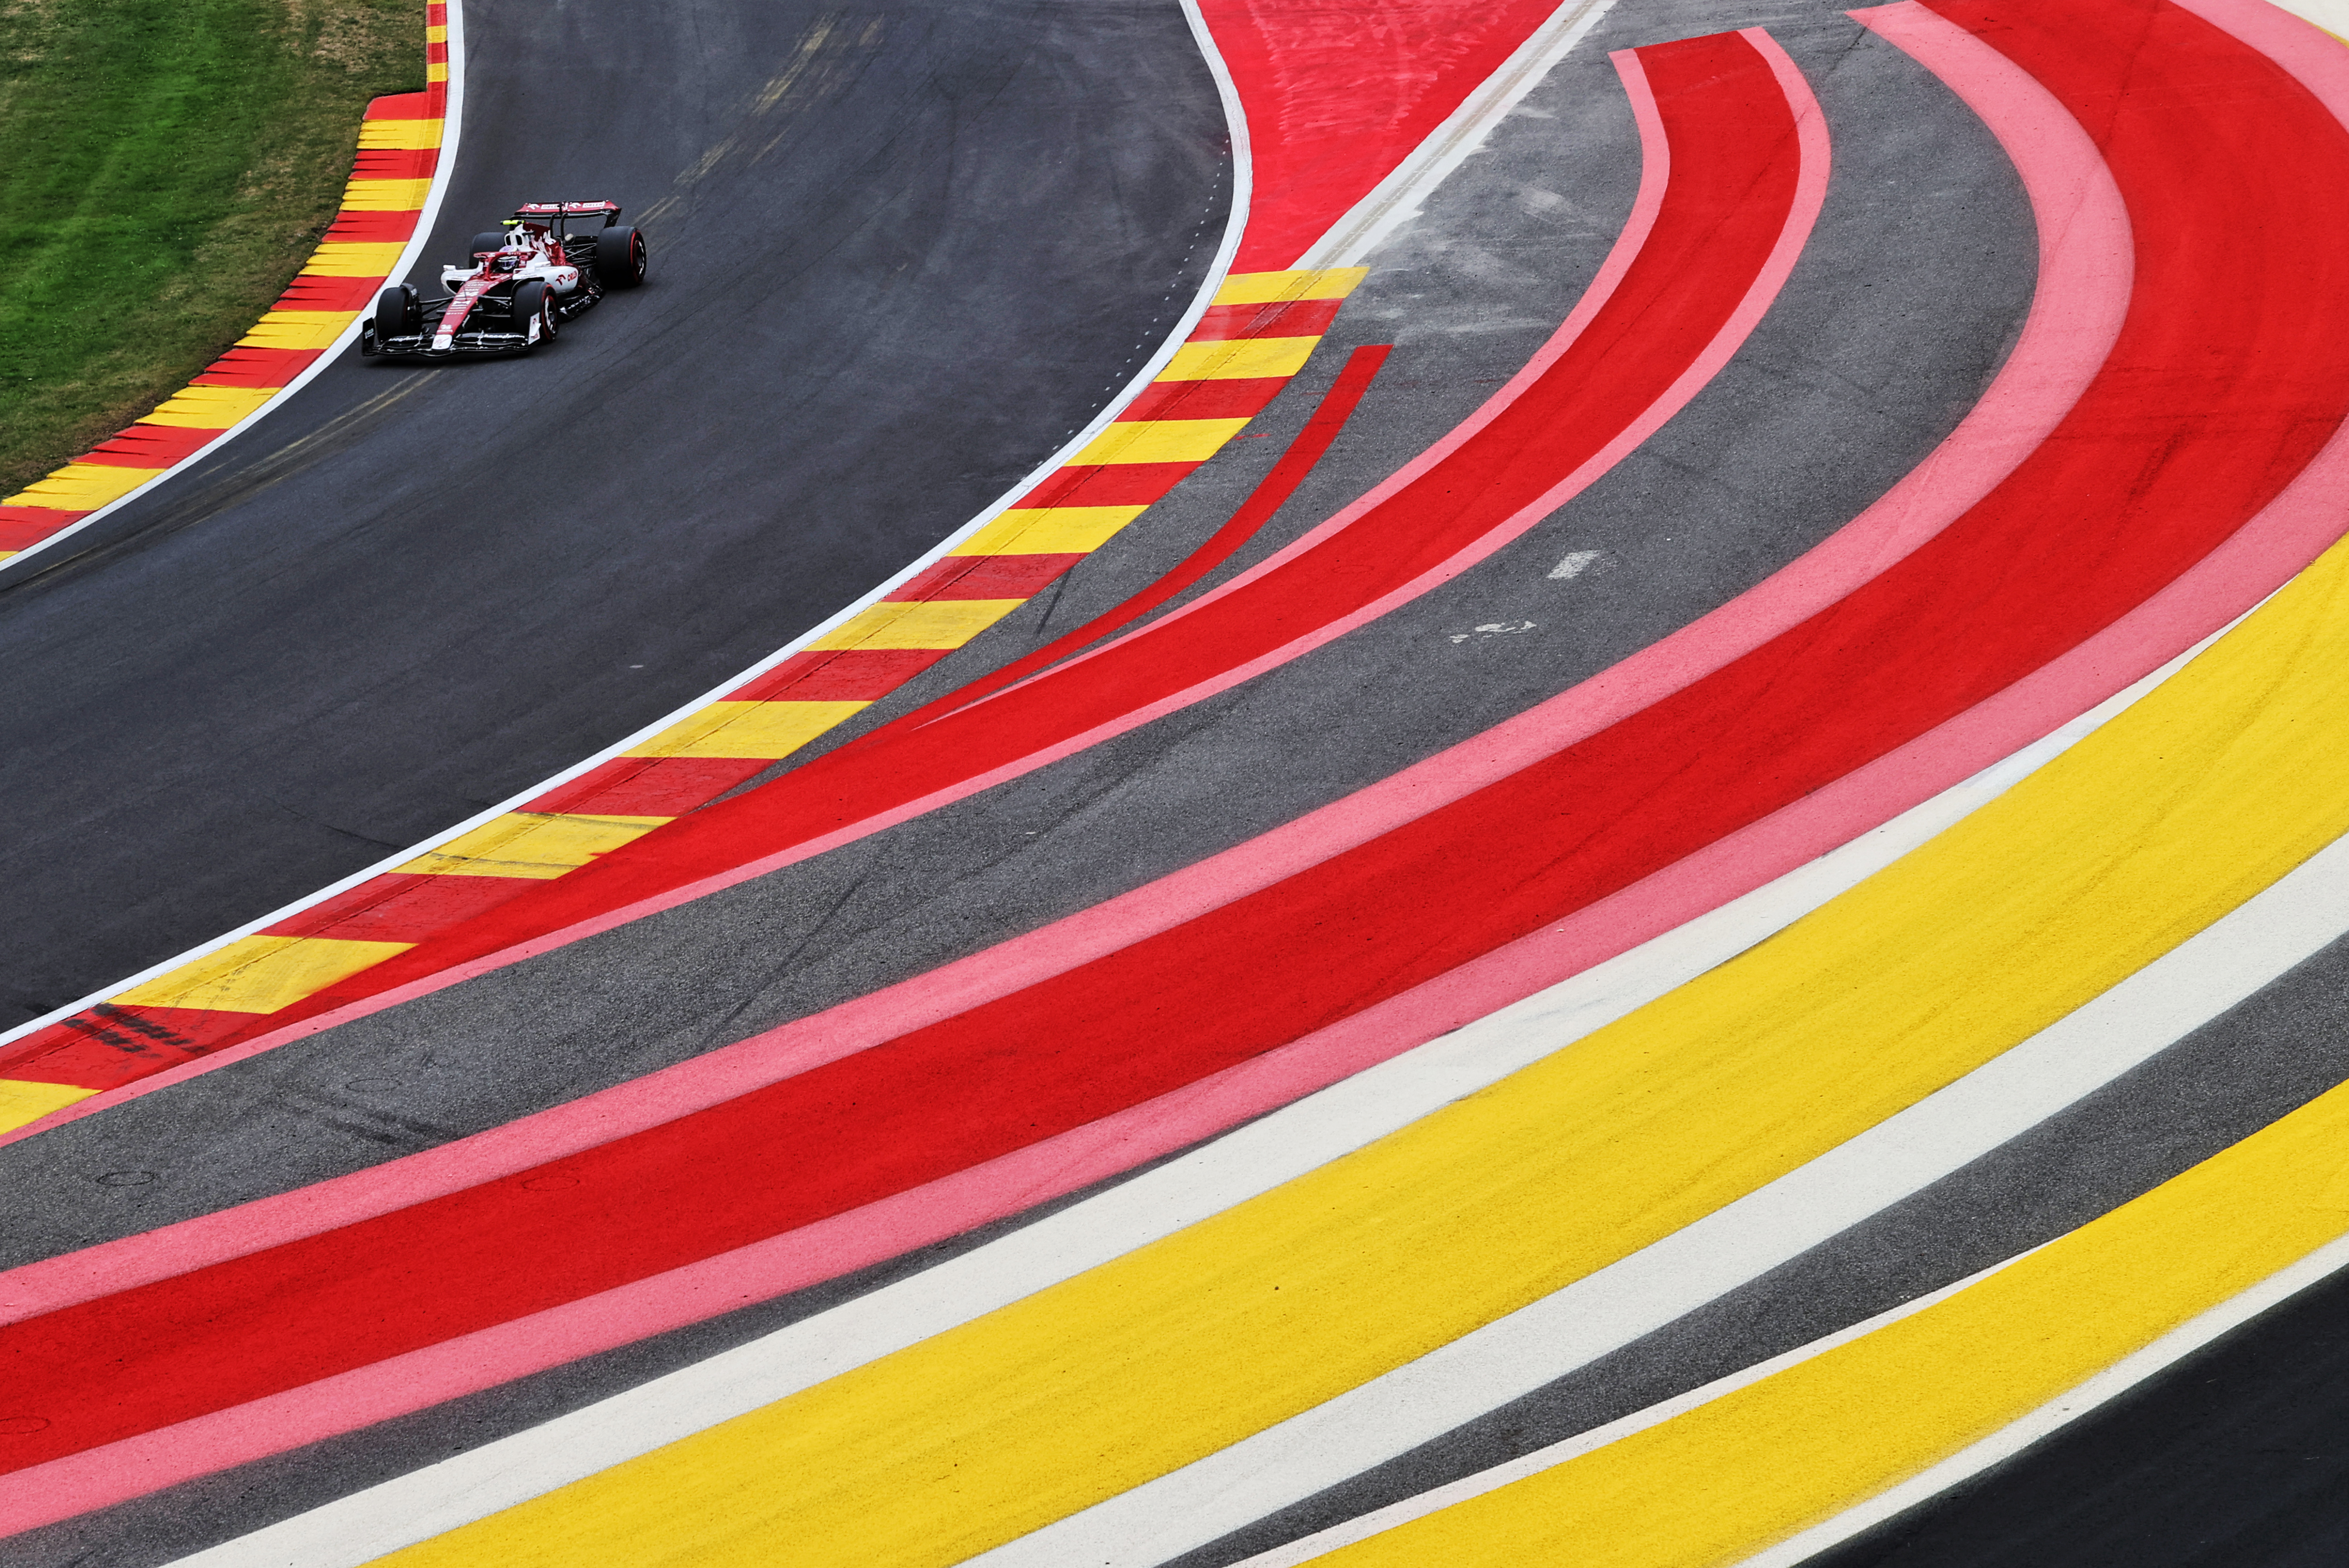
492;252;520;273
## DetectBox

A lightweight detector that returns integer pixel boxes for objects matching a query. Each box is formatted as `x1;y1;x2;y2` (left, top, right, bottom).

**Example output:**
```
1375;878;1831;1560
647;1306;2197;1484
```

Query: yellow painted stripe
338;176;434;211
1071;418;1251;466
358;117;444;150
427;61;449;82
4;462;165;510
139;384;279;428
426;21;448;39
379;531;2349;1567
627;700;870;761
236;310;359;351
1211;266;1370;305
394;813;670;879
1326;1077;2349;1565
0;1080;99;1136
301;241;408;277
806;598;1025;651
112;935;412;1015
1158;335;1320;381
950;505;1147;556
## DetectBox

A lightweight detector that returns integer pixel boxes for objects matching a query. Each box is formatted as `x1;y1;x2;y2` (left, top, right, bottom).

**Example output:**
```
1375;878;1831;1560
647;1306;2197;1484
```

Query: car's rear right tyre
596;226;646;289
374;284;420;338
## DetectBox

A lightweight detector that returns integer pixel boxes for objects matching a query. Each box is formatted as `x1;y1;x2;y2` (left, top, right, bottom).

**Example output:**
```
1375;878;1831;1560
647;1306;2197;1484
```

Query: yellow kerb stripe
359;118;444;150
426;22;448;39
4;462;164;510
951;505;1145;556
627;701;870;761
1328;1078;2349;1565
1211;266;1370;305
0;1081;99;1136
1158;336;1320;381
374;519;2349;1568
140;385;279;428
808;598;1025;651
113;935;412;1015
301;241;409;277
427;62;449;82
238;311;359;350
339;177;434;211
394;813;669;879
1071;418;1251;466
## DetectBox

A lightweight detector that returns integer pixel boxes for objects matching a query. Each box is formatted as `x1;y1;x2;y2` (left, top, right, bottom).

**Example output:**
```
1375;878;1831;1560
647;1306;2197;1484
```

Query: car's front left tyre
514;280;557;347
375;284;420;341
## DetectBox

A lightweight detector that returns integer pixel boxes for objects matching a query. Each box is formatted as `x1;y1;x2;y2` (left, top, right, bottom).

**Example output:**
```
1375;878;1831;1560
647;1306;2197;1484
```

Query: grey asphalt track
0;0;1228;1034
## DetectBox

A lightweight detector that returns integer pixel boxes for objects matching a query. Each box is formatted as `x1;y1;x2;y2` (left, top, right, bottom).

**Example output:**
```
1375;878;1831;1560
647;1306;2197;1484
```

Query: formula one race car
361;200;646;359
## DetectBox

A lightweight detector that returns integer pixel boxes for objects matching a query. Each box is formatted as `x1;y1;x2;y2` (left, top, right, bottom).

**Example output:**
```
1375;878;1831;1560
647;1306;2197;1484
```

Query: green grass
0;0;422;497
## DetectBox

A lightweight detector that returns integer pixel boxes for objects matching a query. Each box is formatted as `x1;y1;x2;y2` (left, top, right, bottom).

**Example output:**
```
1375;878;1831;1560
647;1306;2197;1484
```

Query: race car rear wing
511;201;622;229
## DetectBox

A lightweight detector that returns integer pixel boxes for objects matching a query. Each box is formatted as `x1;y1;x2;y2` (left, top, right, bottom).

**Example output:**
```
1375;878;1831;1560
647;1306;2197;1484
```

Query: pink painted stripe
0;15;2062;1323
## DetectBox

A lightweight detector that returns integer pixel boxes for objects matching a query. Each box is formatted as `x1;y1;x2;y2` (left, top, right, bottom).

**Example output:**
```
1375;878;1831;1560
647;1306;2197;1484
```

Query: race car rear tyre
515;280;556;346
469;230;506;261
374;284;420;337
597;226;646;289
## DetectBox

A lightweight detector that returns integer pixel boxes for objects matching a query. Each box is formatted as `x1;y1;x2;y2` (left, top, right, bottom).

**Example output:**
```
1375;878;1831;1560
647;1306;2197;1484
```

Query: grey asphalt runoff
0;0;1229;1032
23;0;2341;1561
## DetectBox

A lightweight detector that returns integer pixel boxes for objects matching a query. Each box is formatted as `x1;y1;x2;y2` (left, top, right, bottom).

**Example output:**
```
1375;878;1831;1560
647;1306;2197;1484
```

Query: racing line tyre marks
0;6;453;573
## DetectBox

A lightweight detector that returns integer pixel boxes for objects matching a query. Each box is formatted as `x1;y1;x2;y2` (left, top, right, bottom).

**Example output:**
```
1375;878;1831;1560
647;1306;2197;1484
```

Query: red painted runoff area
1203;0;1574;269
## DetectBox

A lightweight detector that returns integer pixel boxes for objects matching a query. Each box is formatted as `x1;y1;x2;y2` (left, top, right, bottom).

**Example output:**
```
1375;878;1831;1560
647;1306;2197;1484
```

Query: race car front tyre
515;280;556;346
597;225;646;289
470;230;506;261
375;284;420;338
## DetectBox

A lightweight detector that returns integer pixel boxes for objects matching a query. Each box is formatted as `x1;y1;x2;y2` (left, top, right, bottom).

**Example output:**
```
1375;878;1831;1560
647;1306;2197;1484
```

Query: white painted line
161;615;2222;1568
1223;1252;2042;1568
1292;0;1622;269
1548;547;1609;579
0;0;1252;1066
0;1;470;577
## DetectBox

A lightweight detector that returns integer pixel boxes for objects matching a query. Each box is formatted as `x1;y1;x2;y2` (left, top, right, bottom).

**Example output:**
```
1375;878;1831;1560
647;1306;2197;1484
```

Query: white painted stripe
966;661;2349;1568
0;0;1254;1079
1291;0;1621;270
1732;1228;2349;1568
1224;1252;2043;1568
162;618;2220;1568
0;1;469;576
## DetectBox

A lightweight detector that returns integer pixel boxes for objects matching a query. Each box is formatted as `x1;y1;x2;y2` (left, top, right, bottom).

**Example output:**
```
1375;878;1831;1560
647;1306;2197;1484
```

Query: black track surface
1810;1261;2349;1568
0;0;1228;1032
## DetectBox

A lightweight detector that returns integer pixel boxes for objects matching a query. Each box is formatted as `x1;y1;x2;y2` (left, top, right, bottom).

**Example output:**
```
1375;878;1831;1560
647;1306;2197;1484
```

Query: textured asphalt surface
0;0;1228;1033
10;0;2349;1561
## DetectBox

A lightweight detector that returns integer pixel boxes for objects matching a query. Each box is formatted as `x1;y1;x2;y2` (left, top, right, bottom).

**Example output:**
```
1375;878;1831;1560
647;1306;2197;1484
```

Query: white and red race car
361;201;646;359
